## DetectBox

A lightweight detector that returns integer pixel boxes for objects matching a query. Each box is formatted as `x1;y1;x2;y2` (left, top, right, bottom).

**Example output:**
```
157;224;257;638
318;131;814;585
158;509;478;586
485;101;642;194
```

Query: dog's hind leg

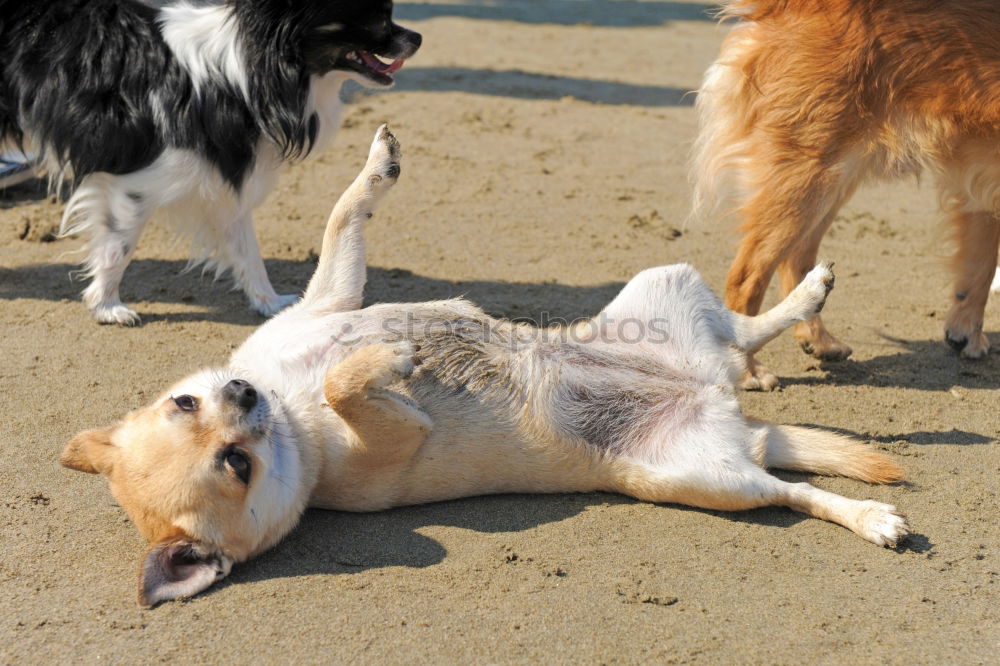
302;125;401;313
723;152;861;389
609;444;908;547
728;262;835;354
777;214;855;362
322;340;430;510
944;207;999;358
66;176;152;326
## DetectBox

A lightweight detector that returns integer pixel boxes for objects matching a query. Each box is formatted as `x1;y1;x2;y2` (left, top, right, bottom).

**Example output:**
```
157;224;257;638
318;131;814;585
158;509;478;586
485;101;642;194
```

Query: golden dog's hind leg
726;153;860;390
944;208;999;358
778;213;854;362
322;342;431;506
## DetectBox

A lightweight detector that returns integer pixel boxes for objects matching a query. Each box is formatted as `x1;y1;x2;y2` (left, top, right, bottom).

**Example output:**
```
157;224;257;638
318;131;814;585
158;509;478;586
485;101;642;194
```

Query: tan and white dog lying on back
62;127;909;607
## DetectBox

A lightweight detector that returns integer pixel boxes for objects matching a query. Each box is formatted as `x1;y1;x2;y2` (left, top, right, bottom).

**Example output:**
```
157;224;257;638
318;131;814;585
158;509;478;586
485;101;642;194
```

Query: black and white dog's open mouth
340;50;407;85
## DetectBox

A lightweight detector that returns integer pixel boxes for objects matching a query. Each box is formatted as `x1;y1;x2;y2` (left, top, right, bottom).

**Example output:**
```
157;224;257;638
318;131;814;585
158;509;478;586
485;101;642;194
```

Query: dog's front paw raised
367;341;419;389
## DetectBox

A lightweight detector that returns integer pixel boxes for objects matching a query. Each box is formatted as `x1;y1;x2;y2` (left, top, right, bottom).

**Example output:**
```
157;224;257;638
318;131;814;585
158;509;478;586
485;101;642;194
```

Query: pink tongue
360;51;405;74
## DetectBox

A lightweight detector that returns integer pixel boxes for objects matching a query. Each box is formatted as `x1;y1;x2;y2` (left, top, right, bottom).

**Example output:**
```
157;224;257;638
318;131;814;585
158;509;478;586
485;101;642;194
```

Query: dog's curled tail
761;424;904;484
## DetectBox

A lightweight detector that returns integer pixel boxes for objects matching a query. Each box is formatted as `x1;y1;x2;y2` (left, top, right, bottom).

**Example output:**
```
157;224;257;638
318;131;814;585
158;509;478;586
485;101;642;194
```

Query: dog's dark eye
173;395;199;412
223;447;252;485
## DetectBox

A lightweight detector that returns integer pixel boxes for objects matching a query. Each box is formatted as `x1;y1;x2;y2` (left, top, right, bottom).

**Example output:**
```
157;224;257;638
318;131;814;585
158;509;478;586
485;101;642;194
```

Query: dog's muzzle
223;379;258;412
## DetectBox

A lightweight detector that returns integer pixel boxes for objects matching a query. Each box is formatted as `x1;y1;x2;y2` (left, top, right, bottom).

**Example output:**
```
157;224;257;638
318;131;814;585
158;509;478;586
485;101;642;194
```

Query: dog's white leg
611;454;907;547
302;124;401;312
729;262;835;354
588;263;730;357
220;213;299;317
66;177;152;326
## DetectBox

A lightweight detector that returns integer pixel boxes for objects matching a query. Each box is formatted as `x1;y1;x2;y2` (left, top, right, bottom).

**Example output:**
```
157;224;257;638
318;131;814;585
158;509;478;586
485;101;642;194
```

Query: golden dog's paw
797;326;853;361
739;359;780;391
945;303;990;359
368;341;419;389
945;328;990;359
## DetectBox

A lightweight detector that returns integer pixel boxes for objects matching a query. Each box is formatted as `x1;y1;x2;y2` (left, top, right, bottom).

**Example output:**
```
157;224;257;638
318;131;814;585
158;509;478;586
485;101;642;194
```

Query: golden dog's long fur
694;0;1000;389
63;127;907;607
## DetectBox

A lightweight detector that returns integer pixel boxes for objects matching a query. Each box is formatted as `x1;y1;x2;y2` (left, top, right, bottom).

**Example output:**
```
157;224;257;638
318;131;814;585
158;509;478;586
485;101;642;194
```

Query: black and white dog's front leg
220;213;299;317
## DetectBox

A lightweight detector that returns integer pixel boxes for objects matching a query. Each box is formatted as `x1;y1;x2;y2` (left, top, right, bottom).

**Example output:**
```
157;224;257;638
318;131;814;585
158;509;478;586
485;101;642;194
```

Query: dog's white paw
856;501;909;547
991;267;1000;293
250;293;299;318
92;301;141;326
797;261;835;316
364;124;401;192
370;341;418;389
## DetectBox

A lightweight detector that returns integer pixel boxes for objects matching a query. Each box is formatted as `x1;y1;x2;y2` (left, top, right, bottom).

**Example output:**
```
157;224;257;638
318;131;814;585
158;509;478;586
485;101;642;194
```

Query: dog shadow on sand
3;255;997;393
0;257;625;326
226;481;933;597
780;332;1000;394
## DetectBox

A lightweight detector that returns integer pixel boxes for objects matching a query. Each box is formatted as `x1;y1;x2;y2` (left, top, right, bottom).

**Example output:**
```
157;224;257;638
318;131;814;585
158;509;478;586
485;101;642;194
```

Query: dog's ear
138;536;233;608
60;427;119;475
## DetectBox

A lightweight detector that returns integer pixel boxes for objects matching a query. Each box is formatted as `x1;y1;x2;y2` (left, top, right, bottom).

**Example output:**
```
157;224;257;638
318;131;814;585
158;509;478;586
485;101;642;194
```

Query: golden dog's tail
761;425;904;484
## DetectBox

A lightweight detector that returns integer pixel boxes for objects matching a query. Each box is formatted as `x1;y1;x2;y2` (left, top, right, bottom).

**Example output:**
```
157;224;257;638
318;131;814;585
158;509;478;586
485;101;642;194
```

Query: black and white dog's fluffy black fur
0;0;420;324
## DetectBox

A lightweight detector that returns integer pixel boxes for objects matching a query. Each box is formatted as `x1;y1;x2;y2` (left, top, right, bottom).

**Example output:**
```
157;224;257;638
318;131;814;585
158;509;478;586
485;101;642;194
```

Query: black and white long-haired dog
0;0;420;324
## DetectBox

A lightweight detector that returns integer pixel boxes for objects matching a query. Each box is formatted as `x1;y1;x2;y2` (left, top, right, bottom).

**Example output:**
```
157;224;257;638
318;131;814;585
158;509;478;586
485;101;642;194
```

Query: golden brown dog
63;127;908;607
694;0;1000;389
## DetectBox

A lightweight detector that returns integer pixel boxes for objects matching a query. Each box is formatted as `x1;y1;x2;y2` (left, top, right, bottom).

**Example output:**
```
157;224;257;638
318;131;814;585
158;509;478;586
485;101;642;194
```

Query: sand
2;1;998;663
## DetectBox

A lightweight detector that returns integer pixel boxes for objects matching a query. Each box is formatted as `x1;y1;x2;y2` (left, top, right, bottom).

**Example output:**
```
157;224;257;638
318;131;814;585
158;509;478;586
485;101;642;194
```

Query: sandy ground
2;1;999;663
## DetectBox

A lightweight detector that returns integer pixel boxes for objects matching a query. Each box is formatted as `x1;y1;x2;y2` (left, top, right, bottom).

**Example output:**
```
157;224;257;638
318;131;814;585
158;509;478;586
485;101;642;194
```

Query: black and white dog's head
228;0;422;159
233;0;421;87
300;0;422;86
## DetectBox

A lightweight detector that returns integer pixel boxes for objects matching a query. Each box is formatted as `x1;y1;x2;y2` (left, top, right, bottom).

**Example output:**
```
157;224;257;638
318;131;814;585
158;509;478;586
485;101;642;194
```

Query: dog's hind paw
92;302;141;326
856;501;909;547
799;262;835;315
